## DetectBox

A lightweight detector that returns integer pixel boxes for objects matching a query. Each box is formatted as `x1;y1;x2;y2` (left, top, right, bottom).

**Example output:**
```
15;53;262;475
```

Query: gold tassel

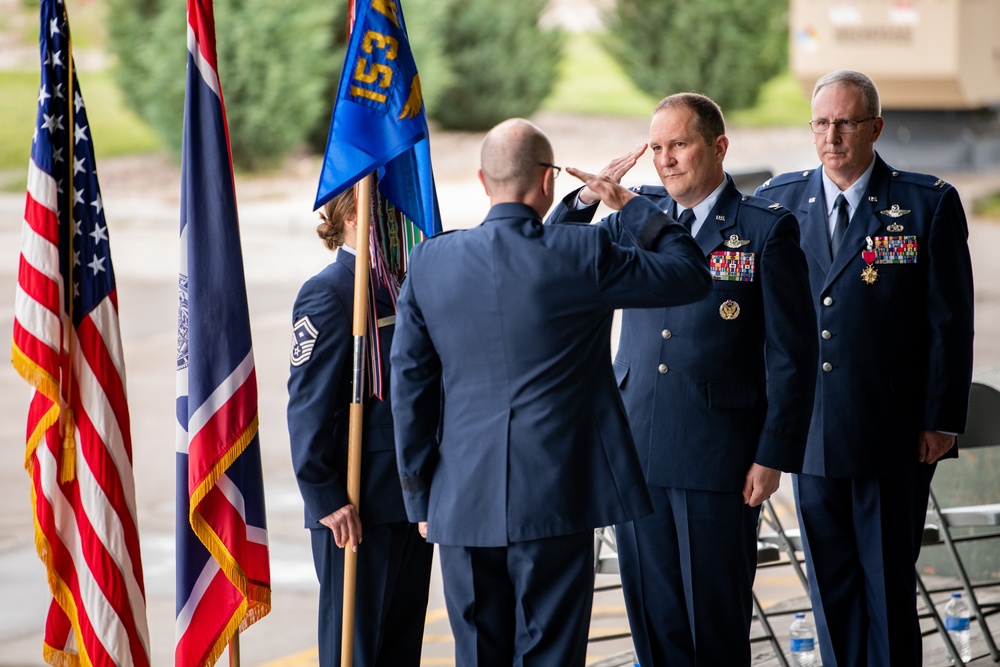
60;409;76;483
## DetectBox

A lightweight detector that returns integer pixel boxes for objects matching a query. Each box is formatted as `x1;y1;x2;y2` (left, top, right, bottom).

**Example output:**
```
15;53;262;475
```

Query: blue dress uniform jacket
549;175;816;666
756;155;975;477
550;175;818;490
288;250;432;667
288;250;405;528
390;198;712;547
756;155;975;667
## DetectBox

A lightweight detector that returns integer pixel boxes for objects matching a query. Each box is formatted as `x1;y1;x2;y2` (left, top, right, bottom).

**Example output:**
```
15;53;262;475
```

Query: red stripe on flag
186;374;258;491
175;569;244;665
23;190;60;245
197;487;270;583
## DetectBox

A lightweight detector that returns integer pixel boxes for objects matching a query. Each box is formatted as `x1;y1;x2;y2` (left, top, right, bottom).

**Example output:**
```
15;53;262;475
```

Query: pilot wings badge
724;234;751;249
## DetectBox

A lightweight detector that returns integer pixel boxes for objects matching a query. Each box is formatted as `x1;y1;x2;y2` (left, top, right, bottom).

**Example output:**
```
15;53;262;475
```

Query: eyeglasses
538;162;561;178
809;117;879;134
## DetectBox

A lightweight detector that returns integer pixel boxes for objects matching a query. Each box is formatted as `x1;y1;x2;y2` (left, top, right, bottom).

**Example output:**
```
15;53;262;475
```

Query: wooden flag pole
342;173;373;667
228;633;240;667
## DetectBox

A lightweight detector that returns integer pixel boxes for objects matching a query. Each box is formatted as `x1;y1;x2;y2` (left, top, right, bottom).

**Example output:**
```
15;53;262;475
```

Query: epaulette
738;192;787;214
887;168;950;190
631;184;668;198
756;169;813;191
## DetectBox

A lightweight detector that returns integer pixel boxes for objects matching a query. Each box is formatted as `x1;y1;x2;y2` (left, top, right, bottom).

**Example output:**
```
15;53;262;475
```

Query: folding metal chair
589;526;631;645
752;540;792;667
916;378;1000;664
753;498;813;666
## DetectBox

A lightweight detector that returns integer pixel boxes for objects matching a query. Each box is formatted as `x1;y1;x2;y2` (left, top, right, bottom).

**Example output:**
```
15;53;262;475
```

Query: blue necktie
678;208;696;233
830;194;848;258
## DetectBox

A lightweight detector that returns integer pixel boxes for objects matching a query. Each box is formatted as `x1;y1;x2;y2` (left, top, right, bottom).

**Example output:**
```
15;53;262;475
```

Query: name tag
874;235;918;264
710;251;755;282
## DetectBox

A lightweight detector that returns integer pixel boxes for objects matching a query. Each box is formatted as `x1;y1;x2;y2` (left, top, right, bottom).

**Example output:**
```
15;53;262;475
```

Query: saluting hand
566;166;639;212
320;503;362;552
577;143;648;206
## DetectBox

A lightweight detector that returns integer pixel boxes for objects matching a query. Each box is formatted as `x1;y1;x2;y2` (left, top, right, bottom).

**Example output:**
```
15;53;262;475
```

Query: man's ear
540;167;553;198
478;169;490;196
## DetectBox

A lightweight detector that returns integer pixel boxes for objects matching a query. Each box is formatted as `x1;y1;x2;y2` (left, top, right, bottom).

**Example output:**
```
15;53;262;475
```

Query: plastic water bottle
789;612;816;667
944;592;972;663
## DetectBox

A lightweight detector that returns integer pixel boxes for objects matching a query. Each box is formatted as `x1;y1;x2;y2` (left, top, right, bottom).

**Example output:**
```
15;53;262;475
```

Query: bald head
480;118;554;201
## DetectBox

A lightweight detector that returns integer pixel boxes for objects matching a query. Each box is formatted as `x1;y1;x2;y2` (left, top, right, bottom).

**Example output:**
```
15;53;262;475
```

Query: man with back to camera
548;92;818;666
756;69;975;666
390;117;712;666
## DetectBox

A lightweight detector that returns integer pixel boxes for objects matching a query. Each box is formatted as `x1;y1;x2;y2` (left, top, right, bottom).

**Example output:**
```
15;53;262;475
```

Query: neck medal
861;236;879;285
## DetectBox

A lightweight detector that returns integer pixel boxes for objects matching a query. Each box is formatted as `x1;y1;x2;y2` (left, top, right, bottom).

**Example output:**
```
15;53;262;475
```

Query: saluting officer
756;69;975;667
549;92;817;666
287;188;433;667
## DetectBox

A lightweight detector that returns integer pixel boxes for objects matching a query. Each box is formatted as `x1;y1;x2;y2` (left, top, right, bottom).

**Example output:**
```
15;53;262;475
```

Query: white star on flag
90;223;108;244
87;254;106;275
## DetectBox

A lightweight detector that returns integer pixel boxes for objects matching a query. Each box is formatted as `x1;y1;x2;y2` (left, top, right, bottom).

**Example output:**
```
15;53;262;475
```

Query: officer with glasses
757;70;975;666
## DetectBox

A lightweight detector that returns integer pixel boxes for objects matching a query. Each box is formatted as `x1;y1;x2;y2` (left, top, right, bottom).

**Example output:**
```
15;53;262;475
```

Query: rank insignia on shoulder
724;234;751;249
934;179;945;188
761;178;772;187
291;315;319;367
768;202;782;210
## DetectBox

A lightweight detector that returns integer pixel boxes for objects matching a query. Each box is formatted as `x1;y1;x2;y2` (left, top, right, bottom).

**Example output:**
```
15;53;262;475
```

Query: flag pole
228;633;240;667
342;172;373;667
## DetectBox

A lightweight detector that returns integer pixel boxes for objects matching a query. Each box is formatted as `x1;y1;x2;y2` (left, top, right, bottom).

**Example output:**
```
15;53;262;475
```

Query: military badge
710;250;754;282
874;235;918;264
861;236;879;285
719;300;741;320
724;234;751;249
716;214;726;221
768;202;782;210
879;205;910;232
291;315;319;366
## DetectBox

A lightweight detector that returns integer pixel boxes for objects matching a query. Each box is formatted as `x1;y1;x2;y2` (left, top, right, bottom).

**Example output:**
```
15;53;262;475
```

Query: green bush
107;0;337;171
603;0;787;113
428;0;562;131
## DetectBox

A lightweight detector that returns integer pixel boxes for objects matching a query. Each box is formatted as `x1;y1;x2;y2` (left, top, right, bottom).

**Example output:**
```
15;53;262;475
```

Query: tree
603;0;787;112
107;0;337;170
429;0;562;131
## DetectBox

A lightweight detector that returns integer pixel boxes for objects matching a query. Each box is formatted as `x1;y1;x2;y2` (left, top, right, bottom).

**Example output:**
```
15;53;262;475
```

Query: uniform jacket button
822;362;833;372
658;363;669;374
661;329;672;340
823;296;834;306
821;330;832;340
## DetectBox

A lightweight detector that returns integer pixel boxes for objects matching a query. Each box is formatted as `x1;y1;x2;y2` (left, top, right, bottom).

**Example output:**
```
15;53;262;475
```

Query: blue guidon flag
315;0;442;238
175;1;271;664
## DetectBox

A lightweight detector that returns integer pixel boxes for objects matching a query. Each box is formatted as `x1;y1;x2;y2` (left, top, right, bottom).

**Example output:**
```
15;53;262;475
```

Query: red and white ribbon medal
861;235;879;285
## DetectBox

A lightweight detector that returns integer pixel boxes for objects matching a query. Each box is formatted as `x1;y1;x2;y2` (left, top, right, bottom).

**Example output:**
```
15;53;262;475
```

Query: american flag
175;1;271;665
11;0;150;665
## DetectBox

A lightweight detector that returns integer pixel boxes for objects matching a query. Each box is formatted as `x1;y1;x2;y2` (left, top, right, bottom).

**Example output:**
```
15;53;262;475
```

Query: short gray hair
812;70;881;118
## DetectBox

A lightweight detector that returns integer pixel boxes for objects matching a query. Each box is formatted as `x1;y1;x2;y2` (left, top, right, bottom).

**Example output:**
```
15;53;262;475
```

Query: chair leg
753;590;790;667
916;570;966;666
763;499;810;594
930;491;1000;661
